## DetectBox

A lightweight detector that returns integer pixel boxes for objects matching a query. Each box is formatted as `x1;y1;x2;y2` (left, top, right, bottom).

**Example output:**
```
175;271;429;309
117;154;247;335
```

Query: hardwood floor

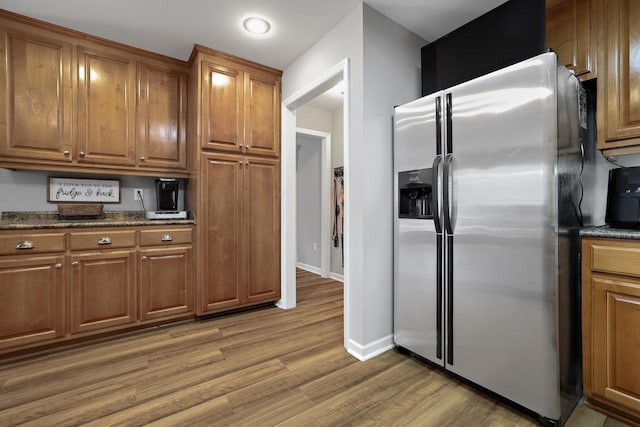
0;269;629;426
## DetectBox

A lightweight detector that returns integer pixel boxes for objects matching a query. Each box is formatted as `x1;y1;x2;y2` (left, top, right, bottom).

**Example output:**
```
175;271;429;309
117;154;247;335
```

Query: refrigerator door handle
443;154;454;234
432;156;443;233
437;233;444;360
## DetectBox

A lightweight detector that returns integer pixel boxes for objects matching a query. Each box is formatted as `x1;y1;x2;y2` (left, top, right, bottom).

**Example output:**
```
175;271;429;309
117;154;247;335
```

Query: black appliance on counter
606;167;640;228
145;178;187;220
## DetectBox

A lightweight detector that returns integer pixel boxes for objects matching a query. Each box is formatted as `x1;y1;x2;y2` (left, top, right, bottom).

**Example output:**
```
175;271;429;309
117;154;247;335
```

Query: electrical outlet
134;188;143;201
313;243;318;251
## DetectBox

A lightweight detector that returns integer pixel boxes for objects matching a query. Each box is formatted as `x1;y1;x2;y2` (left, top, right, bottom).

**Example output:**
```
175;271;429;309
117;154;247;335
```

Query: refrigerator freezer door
393;92;444;365
444;53;562;419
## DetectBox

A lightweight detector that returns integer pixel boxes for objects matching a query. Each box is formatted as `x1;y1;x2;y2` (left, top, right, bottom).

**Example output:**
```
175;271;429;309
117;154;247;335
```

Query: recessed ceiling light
242;17;271;35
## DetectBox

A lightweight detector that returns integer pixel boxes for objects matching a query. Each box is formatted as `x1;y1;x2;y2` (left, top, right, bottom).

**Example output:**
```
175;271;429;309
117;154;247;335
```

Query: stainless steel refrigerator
393;52;585;425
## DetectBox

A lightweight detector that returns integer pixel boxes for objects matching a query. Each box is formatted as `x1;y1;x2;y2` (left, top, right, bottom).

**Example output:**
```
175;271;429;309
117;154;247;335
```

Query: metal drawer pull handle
161;234;173;242
97;237;112;245
54;263;62;269
16;241;35;250
141;256;148;261
72;261;79;267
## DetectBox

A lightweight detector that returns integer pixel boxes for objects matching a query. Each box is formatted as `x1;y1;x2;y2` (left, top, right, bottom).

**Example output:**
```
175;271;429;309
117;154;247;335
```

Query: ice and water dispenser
398;168;433;219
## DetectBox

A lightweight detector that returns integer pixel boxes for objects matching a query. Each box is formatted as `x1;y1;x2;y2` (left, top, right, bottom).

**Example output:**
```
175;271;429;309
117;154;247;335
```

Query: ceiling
0;0;509;71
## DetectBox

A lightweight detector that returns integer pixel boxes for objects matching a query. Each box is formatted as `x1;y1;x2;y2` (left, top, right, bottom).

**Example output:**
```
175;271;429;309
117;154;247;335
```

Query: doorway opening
280;59;350;348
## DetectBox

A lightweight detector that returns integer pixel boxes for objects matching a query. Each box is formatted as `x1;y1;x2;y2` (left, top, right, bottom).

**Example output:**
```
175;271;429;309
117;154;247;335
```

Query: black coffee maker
155;178;179;212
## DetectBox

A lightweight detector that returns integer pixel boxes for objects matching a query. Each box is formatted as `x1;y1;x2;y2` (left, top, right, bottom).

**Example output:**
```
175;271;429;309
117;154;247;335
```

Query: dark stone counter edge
580;226;640;240
0;211;196;230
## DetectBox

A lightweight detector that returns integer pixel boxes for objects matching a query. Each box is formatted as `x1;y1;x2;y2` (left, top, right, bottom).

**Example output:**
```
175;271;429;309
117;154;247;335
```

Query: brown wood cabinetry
582;237;640;426
545;0;598;80
0;224;194;355
0;231;66;350
0;26;73;162
191;47;281;315
0;254;65;350
139;228;193;321
69;249;137;334
76;45;137;166
0;10;190;176
198;48;280;158
198;153;279;313
138;61;188;171
597;0;640;155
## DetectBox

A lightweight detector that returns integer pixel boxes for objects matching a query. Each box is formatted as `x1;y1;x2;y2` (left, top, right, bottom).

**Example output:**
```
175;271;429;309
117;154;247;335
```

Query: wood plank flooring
0;269;629;426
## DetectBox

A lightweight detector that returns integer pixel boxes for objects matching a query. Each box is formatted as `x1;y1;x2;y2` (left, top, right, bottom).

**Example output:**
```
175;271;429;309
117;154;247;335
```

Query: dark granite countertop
580;225;640;240
0;211;195;230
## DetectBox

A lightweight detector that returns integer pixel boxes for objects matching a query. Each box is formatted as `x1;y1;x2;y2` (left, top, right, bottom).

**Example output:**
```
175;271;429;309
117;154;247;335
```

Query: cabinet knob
54;263;62;269
141;256;148;261
72;261;79;267
63;150;70;156
161;234;173;242
246;145;250;151
97;237;112;245
245;161;249;166
140;156;145;161
15;241;35;250
239;144;244;151
79;151;85;157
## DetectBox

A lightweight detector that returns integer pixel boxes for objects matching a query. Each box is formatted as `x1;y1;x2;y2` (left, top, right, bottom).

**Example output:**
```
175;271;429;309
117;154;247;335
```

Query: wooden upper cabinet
597;0;640;154
244;68;281;157
0;27;73;162
76;46;137;166
195;48;282;158
546;0;598;80
138;62;188;171
201;60;244;153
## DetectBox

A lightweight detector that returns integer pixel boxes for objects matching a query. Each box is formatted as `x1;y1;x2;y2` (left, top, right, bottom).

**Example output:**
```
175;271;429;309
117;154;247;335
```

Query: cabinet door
201;60;244;153
0;28;72;162
0;255;65;350
139;246;193;321
546;0;598;79
244;68;281;157
598;0;640;151
589;275;640;414
69;250;136;334
76;46;136;166
244;156;280;304
199;153;243;313
138;62;188;171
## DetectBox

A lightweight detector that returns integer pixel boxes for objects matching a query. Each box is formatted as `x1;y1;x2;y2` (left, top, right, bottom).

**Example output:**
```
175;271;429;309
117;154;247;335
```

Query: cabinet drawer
70;230;136;250
590;242;640;277
139;228;192;246
0;232;65;256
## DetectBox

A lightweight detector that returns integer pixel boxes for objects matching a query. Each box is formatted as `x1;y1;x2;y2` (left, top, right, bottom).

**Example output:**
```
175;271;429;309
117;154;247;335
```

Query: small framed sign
48;177;120;203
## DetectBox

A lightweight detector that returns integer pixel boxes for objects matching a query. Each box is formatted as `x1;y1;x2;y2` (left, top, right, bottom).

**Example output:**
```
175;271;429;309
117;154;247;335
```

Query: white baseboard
329;272;344;282
346;335;395;362
296;262;322;275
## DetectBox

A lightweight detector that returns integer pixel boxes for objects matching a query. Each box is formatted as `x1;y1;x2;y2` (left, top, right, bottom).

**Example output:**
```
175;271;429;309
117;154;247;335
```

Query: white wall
0;169;185;214
283;3;426;360
359;4;426;348
297;105;334;134
296;134;322;271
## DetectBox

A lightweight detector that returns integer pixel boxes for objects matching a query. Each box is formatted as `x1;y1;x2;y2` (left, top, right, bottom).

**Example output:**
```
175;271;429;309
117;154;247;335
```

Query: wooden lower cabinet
582;237;640;425
139;246;193;321
0;255;65;350
69;250;137;334
198;152;280;314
